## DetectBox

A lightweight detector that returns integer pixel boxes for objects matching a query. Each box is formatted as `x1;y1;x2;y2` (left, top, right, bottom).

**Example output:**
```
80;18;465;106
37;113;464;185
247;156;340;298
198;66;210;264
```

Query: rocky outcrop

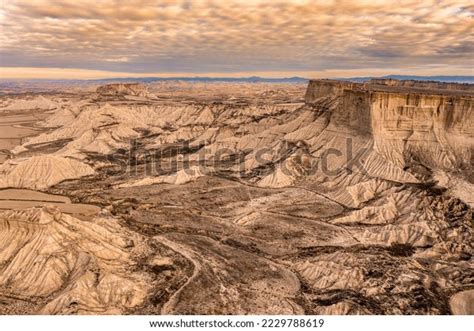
305;79;473;179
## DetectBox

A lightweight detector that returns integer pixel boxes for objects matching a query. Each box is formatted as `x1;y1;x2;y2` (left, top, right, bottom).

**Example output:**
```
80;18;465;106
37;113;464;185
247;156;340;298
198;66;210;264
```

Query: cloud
1;0;472;76
104;57;130;62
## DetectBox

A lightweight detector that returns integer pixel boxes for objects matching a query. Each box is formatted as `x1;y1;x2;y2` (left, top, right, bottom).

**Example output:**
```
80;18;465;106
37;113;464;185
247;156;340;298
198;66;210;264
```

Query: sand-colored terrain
0;80;472;315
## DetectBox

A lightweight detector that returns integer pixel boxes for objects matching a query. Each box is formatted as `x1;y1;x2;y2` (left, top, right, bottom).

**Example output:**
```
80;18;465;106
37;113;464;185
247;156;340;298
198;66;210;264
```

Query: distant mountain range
90;76;308;83
1;75;473;84
88;74;474;84
79;75;474;84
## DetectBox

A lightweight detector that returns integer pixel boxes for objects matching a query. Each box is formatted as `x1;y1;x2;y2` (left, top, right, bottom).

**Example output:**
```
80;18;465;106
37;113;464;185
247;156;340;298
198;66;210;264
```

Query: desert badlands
0;79;472;315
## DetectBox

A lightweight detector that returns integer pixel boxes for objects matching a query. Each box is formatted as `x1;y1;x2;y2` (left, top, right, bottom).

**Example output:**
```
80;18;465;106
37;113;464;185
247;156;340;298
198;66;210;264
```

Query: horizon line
2;67;474;80
1;75;473;83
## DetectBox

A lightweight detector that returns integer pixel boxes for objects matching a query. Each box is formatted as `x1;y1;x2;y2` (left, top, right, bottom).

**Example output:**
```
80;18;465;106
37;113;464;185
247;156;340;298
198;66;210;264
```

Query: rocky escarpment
305;79;473;184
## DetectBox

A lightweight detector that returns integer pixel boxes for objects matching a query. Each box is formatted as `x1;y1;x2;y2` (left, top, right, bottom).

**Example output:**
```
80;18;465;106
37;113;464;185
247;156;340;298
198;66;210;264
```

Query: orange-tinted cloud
1;0;473;77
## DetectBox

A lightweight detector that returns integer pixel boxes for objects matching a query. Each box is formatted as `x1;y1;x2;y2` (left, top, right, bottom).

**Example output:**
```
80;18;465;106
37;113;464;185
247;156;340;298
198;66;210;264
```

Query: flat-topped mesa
304;79;474;174
96;83;150;97
305;78;474;103
369;78;474;92
304;79;364;101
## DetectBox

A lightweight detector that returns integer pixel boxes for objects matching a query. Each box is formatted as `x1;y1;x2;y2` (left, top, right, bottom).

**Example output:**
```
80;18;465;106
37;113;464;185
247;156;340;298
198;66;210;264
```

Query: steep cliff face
305;79;473;183
333;89;372;134
370;92;473;171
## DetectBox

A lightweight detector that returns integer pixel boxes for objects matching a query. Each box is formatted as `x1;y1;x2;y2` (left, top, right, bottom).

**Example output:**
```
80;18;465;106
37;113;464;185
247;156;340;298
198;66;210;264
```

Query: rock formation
305;79;473;185
0;155;94;190
0;206;152;314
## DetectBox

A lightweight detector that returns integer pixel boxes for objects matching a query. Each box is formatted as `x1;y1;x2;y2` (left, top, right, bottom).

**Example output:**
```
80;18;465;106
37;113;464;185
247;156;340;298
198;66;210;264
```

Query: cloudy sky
1;0;473;78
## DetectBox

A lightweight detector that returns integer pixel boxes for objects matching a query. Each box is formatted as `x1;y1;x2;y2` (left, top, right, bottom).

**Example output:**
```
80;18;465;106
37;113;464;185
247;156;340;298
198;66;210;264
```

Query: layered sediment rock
0;206;151;314
305;79;473;180
0;155;95;190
